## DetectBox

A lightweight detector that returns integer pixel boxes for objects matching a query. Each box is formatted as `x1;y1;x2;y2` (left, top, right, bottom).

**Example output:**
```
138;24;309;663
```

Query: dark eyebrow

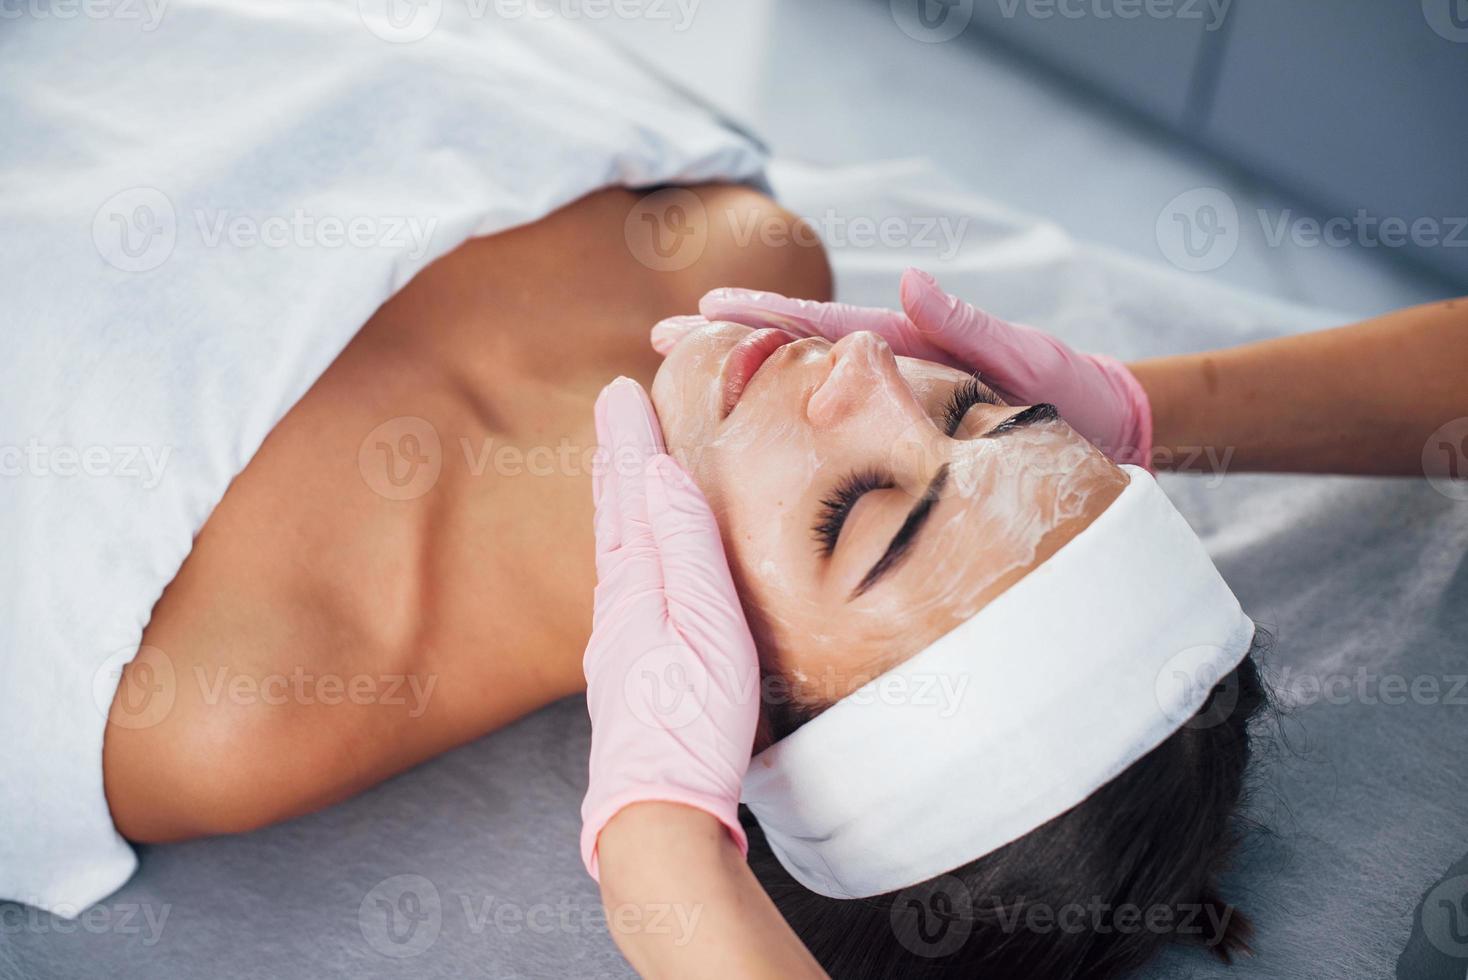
986;402;1058;437
850;464;950;600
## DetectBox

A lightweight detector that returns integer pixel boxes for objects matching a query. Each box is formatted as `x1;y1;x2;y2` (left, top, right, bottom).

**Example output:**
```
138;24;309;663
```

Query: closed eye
812;377;1003;557
812;468;894;558
941;375;1004;435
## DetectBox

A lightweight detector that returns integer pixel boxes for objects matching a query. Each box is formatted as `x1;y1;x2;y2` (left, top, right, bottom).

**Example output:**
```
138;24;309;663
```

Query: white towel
0;0;765;916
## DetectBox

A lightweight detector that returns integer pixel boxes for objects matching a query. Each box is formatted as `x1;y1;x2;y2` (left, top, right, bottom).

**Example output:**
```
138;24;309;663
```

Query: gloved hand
653;267;1152;467
579;377;760;879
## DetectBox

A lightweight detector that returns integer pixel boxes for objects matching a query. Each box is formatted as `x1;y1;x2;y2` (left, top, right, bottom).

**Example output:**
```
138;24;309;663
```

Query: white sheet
0;0;765;915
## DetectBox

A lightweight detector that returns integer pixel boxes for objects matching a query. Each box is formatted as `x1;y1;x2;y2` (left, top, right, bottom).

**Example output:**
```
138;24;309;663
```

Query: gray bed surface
6;168;1465;980
8;478;1463;980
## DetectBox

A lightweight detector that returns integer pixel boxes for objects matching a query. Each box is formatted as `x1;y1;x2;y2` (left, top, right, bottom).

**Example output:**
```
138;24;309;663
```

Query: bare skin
102;184;833;843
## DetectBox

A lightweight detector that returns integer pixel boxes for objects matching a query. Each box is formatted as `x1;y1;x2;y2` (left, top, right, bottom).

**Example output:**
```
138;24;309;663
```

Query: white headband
741;465;1255;899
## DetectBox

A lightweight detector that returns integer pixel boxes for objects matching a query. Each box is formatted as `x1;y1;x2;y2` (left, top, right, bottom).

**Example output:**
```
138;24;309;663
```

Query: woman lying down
95;179;1468;978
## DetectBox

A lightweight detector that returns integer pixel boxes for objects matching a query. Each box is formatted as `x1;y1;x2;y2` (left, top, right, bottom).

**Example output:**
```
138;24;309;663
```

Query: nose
806;331;918;429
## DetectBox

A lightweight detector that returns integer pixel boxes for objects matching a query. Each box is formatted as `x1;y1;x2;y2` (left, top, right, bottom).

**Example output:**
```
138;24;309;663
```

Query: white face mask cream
650;321;1126;705
739;465;1256;900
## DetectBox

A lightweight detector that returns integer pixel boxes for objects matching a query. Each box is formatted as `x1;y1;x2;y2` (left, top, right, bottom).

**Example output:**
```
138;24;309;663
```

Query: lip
719;327;796;417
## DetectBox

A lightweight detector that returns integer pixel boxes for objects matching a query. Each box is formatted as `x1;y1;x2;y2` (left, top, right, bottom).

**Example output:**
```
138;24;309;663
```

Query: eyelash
811;377;999;558
941;375;1003;435
813;468;893;557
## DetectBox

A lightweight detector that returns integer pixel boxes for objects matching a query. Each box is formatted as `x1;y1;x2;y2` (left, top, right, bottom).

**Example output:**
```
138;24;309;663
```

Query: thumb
900;268;1028;396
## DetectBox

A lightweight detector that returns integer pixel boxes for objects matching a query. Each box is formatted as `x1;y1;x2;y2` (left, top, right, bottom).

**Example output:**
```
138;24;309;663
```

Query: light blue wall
957;0;1468;287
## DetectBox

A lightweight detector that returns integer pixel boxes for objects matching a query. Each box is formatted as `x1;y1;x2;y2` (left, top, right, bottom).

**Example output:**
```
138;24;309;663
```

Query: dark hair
744;632;1273;980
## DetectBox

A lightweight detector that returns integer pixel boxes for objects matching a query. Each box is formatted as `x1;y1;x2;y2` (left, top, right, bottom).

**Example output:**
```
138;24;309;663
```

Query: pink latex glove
579;377;760;879
652;267;1152;467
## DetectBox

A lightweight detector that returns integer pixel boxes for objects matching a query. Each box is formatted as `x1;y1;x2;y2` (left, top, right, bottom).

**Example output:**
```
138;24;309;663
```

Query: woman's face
650;322;1126;712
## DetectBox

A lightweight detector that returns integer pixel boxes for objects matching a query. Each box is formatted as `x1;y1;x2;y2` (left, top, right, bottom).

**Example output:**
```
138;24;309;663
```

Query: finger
593;378;666;555
592;466;620;560
643;456;759;687
899;267;1026;393
650;315;709;356
697;288;900;343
